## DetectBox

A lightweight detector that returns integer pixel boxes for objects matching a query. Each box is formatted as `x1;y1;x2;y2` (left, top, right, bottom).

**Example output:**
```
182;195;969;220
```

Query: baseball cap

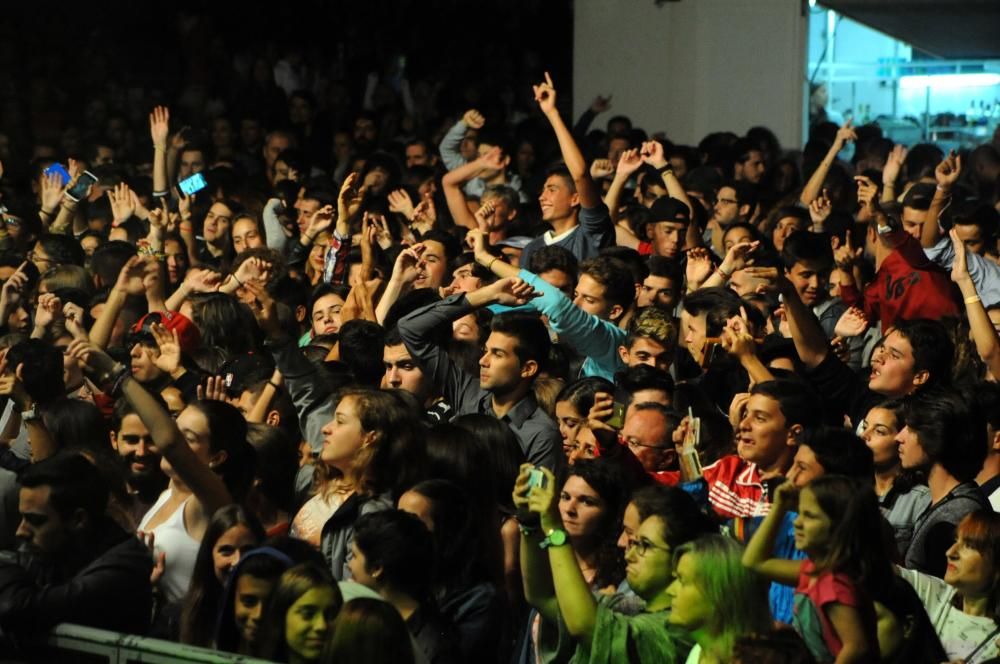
219;352;275;398
129;311;201;354
649;197;691;225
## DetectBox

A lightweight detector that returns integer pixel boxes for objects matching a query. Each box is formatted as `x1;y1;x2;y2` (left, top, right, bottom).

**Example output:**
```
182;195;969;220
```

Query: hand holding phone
527;467;547;490
678;408;704;482
65;171;98;202
179;172;208;196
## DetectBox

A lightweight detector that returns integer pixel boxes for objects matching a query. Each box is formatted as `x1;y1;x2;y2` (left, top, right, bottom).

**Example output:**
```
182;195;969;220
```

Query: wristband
656;164;673;175
965;295;982;305
519;524;539;537
488;256;500;271
715;266;732;280
231;273;243;286
152;190;169;198
267;380;282;393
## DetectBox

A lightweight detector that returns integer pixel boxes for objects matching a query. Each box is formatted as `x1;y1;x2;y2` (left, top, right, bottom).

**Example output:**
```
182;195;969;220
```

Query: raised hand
834;233;862;270
473;201;496;232
234;256;272;287
0;264;29;316
0;357;30;410
720;240;759;275
197;375;234;404
305;204;335;238
33;293;63;331
590;159;614;180
882;144;907;184
62;301;87;340
639;140;667;169
149;106;170;148
338;172;363;221
854;175;880;214
364;212;393;250
466;228;490;258
67;338;121;382
685;247;715;288
108;183;137;226
392;244;425;285
150;324;182;375
183;267;223;293
741;266;794;296
728;392;751;430
485;277;540;306
532;72;557;115
809;192;832;226
478;146;509;172
413;198;437;228
462;109;485;130
833;119;857;148
115;256;150;296
720;312;757;359
39;172;63;214
616;148;643;177
590;94;612;114
935;150;962;192
387;189;416;220
834;306;869;338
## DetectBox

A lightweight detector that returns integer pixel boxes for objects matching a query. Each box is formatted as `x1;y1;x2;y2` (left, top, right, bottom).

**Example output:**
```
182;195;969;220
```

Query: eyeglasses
627;537;671;558
26;251;52;265
619;434;669;451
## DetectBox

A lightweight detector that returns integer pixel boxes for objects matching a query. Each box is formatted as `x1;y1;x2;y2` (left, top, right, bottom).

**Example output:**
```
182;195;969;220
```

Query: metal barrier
6;623;278;664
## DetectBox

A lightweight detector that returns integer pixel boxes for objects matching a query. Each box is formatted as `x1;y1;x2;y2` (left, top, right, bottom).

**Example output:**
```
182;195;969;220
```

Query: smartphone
179;172;208;196
65;171;98;202
606;401;626;429
679;409;704;481
527;468;547;490
43;163;71;187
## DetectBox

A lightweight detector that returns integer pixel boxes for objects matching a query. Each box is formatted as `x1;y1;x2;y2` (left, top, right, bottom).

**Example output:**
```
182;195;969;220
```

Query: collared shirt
398;293;561;469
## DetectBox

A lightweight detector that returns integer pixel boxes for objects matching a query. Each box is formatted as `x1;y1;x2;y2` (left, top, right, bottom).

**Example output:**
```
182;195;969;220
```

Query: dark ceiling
820;0;1000;59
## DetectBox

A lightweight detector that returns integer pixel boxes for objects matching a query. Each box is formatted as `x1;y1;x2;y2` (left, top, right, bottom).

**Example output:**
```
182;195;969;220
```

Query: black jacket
0;518;153;641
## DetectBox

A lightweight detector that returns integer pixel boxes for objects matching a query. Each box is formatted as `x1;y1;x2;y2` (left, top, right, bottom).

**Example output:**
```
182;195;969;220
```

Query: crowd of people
1;10;1000;662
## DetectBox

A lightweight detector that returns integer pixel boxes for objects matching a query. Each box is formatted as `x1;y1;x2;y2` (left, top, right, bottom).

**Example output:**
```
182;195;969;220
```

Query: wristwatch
20;405;40;423
539;528;568;550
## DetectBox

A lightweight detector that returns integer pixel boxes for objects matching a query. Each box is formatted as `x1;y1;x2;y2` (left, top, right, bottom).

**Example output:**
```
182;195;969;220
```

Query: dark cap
649;197;691;225
219;352;275;397
901;182;936;211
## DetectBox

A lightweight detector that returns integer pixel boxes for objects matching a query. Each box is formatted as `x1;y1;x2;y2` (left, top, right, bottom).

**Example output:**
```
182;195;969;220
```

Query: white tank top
137;488;201;603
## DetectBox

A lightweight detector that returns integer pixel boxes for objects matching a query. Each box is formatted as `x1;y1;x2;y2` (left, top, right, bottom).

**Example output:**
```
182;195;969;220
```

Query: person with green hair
667;535;772;663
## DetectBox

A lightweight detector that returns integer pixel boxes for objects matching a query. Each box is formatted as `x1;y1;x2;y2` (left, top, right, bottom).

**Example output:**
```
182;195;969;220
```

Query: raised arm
69;340;231;515
605;148;642;225
442;148;510;230
744;266;830;369
512;464;560;624
438;110;483;172
921;151;960;248
150;106;170;196
90;256;146;349
528;465;599;644
951;228;1000;379
534;72;600;209
0;358;57;462
881;144;907;205
800;120;856;206
741;481;804;586
641;140;694;215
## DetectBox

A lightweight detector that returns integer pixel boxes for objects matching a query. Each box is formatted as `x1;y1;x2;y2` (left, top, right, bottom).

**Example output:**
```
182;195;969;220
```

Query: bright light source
899;73;1000;89
809;0;816;7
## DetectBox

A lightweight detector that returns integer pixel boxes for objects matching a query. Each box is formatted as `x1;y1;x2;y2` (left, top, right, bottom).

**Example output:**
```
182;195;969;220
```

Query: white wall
574;0;808;148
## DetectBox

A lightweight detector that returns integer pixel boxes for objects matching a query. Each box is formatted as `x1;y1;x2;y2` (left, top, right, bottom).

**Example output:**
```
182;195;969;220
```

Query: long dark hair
558;458;629;589
179;505;265;646
808;475;895;598
187;399;256;503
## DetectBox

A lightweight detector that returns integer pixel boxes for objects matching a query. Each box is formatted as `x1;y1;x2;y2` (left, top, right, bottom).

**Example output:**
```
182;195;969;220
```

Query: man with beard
110;397;168;525
0;454;152;643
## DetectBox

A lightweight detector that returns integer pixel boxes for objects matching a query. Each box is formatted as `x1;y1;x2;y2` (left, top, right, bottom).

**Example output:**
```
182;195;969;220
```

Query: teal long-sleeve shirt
518;268;626;381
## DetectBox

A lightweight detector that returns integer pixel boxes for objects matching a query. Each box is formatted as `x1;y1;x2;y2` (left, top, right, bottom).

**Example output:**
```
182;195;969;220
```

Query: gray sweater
904;481;988;577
